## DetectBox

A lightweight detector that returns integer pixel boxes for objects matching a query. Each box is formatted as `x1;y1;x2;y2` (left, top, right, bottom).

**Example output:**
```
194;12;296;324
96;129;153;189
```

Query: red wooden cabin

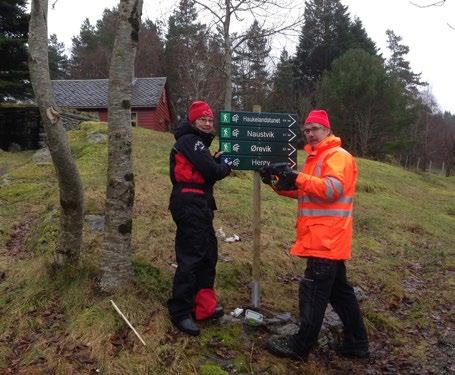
52;77;172;131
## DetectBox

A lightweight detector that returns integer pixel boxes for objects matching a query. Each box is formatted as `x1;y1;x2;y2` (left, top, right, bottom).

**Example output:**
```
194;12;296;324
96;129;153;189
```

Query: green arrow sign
222;154;297;171
219;111;298;128
220;126;298;142
220;140;297;157
218;110;298;171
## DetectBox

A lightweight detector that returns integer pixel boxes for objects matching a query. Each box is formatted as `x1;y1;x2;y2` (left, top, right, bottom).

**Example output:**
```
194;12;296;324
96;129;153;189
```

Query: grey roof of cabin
52;77;167;109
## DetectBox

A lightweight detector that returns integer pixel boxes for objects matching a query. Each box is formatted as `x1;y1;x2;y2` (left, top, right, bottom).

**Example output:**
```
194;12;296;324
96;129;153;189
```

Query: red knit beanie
188;101;214;123
304;109;330;128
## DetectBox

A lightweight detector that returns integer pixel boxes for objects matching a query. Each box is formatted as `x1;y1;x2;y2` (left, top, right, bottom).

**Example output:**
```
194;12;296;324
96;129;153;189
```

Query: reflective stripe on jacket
289;135;358;260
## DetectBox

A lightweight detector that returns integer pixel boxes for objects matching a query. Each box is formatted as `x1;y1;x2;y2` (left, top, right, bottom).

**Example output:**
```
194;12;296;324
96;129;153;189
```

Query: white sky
43;0;454;113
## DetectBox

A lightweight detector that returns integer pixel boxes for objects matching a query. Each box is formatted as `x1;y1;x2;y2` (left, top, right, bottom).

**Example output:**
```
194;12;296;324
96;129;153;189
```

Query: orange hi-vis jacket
277;135;358;260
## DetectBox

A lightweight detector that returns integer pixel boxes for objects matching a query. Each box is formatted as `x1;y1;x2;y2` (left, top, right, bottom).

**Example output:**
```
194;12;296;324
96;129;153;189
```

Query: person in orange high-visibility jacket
264;110;369;361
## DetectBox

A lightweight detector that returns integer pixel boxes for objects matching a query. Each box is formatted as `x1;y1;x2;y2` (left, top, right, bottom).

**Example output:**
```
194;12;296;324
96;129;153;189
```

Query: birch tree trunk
28;0;84;266
100;0;143;292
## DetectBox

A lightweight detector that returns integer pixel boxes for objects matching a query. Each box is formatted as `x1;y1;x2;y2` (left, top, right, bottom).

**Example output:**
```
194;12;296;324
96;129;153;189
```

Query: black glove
259;166;272;185
282;166;298;184
259;164;297;190
276;166;298;190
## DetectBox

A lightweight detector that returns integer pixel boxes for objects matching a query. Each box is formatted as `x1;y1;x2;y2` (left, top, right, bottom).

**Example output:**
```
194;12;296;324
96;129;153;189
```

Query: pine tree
385;30;428;165
267;49;296;113
318;49;404;157
385;29;425;98
232;20;271;111
0;0;30;101
347;18;377;52
294;0;377;101
135;20;166;77
164;0;223;118
69;9;118;78
69;8;164;79
48;34;69;80
69;18;107;78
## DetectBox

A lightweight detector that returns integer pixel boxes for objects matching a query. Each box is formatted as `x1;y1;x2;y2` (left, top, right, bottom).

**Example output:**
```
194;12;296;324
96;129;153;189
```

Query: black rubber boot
266;336;308;361
171;316;200;336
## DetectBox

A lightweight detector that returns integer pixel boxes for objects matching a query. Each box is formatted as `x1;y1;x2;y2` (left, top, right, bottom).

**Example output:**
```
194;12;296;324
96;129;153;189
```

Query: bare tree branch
410;0;454;30
232;16;302;50
193;0;304;109
193;0;225;24
410;0;446;7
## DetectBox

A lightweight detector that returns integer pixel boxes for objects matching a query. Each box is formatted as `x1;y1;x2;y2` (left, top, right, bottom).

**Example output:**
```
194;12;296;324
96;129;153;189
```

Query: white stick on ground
110;300;146;346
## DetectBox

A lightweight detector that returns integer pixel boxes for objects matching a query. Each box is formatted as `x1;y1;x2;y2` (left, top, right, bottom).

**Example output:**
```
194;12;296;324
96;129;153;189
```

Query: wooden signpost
219;107;298;307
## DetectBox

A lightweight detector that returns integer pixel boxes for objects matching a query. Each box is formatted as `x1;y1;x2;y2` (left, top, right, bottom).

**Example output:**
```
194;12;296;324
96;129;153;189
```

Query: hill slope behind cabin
0;122;454;374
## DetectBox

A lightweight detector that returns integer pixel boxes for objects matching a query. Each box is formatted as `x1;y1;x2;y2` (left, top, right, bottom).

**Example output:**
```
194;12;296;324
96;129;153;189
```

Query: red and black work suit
168;121;231;322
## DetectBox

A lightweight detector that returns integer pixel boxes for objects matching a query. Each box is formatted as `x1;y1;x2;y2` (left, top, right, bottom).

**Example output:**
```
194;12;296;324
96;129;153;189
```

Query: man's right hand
281;166;298;188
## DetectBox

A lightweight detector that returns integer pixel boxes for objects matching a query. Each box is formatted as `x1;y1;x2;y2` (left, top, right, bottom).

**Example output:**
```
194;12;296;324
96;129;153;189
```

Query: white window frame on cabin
131;112;138;127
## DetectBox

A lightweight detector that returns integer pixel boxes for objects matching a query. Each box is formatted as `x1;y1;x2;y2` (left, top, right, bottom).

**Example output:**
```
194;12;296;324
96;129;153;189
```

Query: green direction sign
220;140;296;157
221;154;297;171
218;110;298;171
220;126;297;142
219;111;297;128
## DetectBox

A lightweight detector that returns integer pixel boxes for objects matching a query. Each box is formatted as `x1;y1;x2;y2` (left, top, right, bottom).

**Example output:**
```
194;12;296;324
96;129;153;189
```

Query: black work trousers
289;257;369;354
167;194;218;321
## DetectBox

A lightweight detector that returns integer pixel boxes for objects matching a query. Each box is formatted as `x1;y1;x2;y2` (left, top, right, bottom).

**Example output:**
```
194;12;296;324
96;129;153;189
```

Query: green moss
77;121;108;134
200;363;229;375
216;262;250;291
0;182;50;203
30;212;59;256
133;260;172;302
231;354;251;373
201;324;243;349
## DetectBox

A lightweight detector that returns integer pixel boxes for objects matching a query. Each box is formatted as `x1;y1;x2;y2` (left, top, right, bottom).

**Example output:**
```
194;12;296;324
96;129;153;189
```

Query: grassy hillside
0;122;454;374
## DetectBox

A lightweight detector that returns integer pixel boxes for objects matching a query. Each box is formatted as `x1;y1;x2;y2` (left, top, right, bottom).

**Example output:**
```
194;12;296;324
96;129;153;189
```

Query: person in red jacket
168;101;232;336
264;110;369;360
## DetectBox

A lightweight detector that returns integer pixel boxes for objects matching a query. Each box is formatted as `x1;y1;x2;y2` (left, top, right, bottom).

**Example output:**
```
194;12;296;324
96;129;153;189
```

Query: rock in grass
85;215;105;231
269;323;300;336
87;133;107;144
1;176;11;186
32;147;52;165
354;286;368;302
